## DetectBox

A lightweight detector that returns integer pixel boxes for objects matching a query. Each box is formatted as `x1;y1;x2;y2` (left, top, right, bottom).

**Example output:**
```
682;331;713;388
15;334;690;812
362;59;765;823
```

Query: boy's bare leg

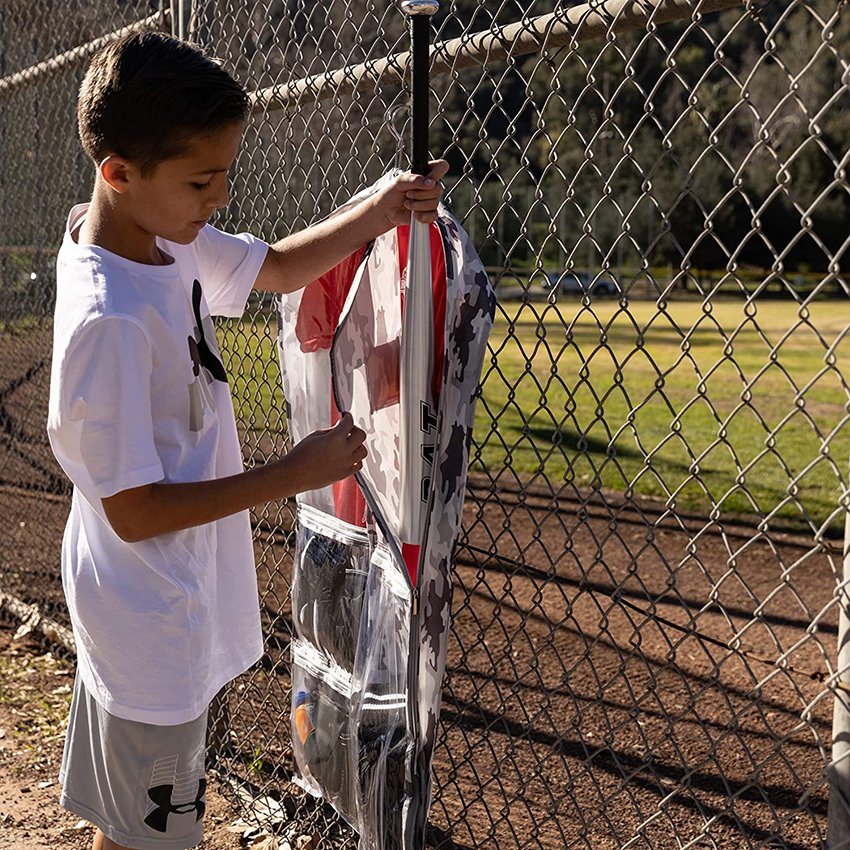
92;827;134;850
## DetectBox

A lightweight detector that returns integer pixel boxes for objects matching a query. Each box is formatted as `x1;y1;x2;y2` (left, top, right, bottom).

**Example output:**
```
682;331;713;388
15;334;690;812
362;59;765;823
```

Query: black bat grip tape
410;14;431;177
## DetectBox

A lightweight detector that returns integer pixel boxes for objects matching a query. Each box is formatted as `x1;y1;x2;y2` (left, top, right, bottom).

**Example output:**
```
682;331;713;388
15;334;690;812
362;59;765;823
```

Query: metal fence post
171;0;192;41
829;491;850;849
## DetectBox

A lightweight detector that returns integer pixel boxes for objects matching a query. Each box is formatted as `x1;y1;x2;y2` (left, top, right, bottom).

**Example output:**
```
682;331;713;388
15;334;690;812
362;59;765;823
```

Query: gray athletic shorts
58;673;209;850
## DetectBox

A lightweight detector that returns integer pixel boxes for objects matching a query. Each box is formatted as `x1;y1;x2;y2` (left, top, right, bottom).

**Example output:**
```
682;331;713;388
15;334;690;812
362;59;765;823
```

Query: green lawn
218;312;288;443
475;299;850;534
220;299;850;535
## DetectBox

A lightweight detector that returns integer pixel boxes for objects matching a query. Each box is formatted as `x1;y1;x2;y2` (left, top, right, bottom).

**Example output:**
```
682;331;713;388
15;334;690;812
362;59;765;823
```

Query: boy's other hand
286;412;368;492
370;160;450;231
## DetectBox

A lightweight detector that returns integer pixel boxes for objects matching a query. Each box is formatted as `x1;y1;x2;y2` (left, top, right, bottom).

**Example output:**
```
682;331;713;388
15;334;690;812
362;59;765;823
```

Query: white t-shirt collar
65;202;180;279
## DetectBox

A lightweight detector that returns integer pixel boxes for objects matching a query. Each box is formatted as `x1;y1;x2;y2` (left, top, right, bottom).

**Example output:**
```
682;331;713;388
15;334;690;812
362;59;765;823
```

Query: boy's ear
98;155;134;194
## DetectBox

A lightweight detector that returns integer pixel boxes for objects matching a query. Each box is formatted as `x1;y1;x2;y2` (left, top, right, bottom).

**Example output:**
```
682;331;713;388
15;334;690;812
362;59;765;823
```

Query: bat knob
401;0;439;16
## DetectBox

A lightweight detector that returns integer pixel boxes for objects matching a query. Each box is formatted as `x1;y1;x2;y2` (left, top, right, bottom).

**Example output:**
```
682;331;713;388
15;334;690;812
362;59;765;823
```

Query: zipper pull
365;510;378;548
411;587;420;618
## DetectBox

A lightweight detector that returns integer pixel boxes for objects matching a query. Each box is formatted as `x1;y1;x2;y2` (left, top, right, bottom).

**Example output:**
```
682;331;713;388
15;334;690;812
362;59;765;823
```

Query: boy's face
119;122;244;245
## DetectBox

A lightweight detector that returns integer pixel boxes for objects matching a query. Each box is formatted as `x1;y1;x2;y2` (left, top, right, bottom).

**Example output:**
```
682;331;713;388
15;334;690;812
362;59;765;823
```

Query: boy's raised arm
252;160;448;295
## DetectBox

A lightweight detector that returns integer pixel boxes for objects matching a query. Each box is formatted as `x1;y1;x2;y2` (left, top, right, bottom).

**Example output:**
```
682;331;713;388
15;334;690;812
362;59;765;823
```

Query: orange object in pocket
294;691;316;744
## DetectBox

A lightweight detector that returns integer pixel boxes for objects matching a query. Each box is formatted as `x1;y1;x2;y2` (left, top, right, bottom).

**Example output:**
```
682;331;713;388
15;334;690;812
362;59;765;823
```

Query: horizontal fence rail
0;10;170;96
251;0;747;110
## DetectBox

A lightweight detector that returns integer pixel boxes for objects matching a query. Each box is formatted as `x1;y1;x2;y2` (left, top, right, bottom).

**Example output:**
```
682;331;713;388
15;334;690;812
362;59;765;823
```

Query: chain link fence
2;0;850;847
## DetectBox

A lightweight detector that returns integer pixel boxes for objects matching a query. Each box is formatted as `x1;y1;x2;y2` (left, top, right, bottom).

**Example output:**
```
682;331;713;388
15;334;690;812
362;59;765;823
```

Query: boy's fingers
396;159;448;191
336;412;354;432
348;425;367;444
405;186;443;201
426;159;449;181
395;173;435;191
405;199;441;212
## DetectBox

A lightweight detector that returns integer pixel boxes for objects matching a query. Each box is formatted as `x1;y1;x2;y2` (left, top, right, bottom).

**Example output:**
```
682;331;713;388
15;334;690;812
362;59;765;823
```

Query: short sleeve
60;317;164;499
194;225;269;318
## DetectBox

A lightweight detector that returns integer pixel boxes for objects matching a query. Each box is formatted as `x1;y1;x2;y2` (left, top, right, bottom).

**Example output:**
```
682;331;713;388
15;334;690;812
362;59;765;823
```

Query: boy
46;31;447;850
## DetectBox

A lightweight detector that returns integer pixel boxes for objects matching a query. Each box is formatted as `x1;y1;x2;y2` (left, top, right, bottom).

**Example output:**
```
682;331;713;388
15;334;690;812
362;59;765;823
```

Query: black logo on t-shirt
187;279;226;431
144;778;206;832
189;279;227;383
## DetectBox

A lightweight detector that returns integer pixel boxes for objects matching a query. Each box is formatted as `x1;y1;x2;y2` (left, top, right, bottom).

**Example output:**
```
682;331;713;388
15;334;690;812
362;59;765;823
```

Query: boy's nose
210;174;229;209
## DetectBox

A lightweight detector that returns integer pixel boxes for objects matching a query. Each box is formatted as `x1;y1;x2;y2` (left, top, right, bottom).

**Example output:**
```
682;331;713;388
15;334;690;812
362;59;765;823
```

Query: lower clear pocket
291;640;356;821
355;692;409;850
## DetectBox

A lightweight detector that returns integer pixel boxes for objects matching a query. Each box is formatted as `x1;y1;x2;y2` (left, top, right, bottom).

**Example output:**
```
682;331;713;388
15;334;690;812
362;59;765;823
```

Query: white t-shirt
47;203;269;725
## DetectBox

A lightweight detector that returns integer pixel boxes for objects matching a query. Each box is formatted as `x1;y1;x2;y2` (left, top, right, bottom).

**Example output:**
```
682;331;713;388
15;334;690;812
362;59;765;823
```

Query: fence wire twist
1;1;850;848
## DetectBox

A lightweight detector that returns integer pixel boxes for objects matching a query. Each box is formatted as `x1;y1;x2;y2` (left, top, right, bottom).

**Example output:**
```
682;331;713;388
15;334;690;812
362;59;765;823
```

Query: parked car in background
544;270;618;297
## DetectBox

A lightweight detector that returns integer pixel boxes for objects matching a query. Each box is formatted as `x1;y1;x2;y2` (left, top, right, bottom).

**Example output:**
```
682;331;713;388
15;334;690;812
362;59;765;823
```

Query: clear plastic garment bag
278;174;494;850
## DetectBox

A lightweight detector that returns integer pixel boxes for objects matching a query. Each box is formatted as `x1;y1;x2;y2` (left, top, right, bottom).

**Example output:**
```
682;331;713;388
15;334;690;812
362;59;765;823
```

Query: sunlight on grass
474;299;850;533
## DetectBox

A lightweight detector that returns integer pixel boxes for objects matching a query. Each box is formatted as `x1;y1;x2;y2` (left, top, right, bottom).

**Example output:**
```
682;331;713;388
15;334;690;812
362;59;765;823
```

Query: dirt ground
0;472;844;850
427;478;841;849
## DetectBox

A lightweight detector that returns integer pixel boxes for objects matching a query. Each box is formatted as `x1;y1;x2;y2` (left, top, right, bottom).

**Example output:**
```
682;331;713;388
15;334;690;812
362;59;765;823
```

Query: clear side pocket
291;639;357;822
351;546;413;850
292;504;370;671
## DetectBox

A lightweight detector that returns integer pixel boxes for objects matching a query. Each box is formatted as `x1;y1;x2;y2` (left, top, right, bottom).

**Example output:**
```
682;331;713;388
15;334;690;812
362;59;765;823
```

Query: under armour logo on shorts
144;754;206;833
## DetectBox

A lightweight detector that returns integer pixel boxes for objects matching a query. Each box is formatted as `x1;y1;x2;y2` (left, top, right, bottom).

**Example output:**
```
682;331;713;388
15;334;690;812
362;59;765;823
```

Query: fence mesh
2;1;850;848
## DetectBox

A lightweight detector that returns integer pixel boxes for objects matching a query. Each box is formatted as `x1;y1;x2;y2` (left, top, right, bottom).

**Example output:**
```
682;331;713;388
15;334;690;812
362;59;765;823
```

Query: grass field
220;298;850;534
479;298;850;534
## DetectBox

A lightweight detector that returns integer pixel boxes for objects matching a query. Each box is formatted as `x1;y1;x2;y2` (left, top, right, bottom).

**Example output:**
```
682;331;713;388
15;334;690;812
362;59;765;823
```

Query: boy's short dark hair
77;32;250;176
